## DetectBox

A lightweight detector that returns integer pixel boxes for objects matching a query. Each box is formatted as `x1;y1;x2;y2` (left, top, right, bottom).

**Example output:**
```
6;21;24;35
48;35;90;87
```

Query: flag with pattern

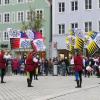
20;38;31;48
32;39;46;51
10;38;20;49
88;31;98;40
7;28;21;38
94;33;100;48
26;30;35;40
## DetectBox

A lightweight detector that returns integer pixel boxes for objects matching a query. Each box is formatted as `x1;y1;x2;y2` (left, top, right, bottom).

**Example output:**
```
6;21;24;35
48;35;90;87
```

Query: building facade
0;0;51;58
52;0;100;58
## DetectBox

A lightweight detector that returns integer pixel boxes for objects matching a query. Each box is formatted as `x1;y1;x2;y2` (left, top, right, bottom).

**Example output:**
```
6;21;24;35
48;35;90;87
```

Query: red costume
12;58;20;71
25;52;36;72
0;50;7;83
74;54;83;88
25;51;37;87
74;55;83;72
0;51;6;69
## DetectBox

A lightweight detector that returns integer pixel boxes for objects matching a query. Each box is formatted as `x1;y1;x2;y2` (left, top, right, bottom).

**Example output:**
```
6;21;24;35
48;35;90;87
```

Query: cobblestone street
0;75;99;100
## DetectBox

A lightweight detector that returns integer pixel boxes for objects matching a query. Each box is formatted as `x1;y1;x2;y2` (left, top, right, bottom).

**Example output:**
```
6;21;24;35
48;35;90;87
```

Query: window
58;24;65;34
85;0;92;9
4;13;10;22
0;14;2;22
71;1;78;11
26;11;32;21
85;22;92;32
59;2;65;12
17;0;24;3
17;11;24;22
71;23;78;29
0;0;1;5
36;10;43;19
3;32;9;41
5;0;9;4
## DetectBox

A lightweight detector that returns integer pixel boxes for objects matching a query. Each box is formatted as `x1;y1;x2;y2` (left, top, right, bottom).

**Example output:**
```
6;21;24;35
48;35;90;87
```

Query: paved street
0;75;100;100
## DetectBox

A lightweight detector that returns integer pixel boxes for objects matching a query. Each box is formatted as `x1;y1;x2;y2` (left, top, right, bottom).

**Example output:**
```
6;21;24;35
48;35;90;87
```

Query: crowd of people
0;49;100;88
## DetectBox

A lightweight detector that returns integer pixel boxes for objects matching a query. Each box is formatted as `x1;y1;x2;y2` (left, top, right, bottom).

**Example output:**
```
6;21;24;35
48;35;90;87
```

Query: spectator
0;50;7;83
12;57;20;75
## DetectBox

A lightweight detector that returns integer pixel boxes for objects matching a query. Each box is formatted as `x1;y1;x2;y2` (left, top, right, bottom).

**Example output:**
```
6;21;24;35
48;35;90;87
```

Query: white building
52;0;100;58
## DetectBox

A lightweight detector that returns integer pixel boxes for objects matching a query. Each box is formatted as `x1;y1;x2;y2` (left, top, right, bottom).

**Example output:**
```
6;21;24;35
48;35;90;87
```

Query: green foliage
21;8;43;32
21;21;28;32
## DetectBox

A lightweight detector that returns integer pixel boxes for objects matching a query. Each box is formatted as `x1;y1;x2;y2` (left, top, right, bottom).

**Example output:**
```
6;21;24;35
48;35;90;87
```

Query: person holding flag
25;50;37;87
74;50;83;88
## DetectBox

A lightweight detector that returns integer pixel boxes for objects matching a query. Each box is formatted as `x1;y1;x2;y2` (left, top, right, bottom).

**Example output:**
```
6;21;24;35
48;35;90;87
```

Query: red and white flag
32;39;46;52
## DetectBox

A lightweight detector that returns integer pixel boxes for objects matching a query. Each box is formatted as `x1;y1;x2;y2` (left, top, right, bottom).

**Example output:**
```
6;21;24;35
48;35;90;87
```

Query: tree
21;21;28;32
21;7;43;32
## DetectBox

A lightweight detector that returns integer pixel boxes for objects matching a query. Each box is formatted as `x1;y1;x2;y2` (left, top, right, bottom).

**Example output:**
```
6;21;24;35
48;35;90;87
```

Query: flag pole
91;47;99;57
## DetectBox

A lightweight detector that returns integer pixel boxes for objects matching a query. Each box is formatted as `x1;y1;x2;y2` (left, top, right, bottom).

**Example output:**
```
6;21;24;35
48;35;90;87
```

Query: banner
7;28;46;51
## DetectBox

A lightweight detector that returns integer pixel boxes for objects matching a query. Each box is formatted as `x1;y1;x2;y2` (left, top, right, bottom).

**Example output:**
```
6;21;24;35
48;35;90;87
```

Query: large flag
69;30;75;36
26;29;35;40
7;28;21;38
34;32;44;40
10;38;20;49
20;31;28;38
66;33;75;53
74;29;84;51
32;39;46;51
87;41;98;55
75;37;84;51
88;31;98;40
94;33;100;48
87;32;99;55
66;35;75;45
74;29;84;39
75;29;84;51
84;35;92;48
20;38;31;48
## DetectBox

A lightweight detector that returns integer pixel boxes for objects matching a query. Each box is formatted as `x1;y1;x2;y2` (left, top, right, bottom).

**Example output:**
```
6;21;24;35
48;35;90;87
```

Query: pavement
0;75;100;100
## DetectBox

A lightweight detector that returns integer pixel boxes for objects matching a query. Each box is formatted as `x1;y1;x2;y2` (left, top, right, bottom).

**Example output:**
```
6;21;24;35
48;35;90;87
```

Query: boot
79;80;82;88
1;76;6;83
27;79;29;86
36;75;38;80
75;80;80;88
34;75;36;80
27;79;33;87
